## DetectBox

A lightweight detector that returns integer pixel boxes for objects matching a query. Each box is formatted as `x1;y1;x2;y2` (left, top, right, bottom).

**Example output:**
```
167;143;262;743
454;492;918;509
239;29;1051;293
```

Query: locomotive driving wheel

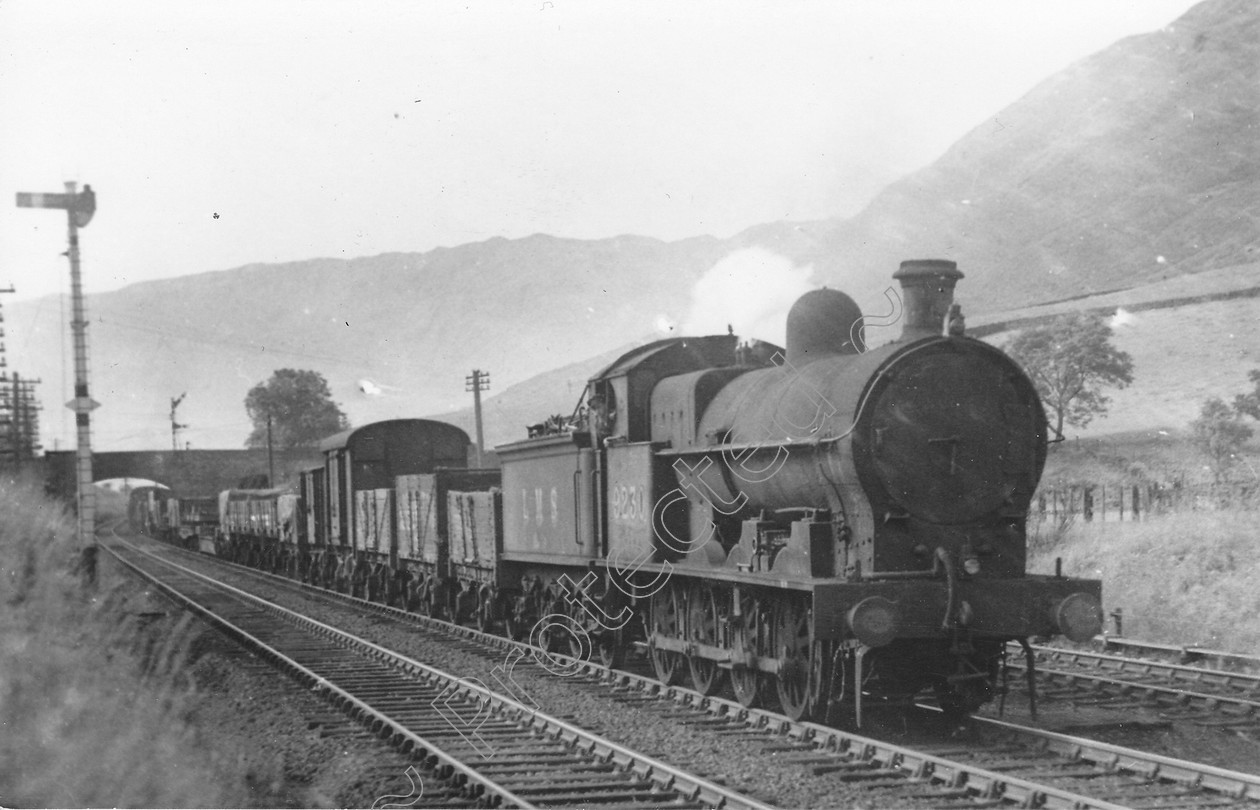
595;588;629;669
535;591;565;652
686;583;725;696
595;626;625;669
649;584;685;686
731;595;766;708
774;599;831;722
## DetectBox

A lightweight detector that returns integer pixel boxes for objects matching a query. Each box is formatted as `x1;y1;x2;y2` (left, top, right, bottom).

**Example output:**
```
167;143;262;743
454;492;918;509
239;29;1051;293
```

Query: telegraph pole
266;414;275;488
10;373;42;468
0;286;12;466
16;182;98;582
465;369;490;467
170;392;187;451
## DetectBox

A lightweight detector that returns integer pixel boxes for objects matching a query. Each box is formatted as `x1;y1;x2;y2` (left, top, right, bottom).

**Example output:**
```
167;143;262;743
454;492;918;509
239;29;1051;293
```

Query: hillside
11;236;726;450
436;261;1260;457
9;0;1256;452
976;262;1260;439
800;0;1259;310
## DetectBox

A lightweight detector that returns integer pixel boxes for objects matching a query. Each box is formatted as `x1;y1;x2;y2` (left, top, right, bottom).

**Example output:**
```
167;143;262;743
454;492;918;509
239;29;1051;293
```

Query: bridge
41;448;323;500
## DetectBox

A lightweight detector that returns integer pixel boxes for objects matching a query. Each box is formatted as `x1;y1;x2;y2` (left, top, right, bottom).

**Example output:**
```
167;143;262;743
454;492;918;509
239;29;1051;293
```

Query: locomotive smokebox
893;259;964;341
785;288;864;365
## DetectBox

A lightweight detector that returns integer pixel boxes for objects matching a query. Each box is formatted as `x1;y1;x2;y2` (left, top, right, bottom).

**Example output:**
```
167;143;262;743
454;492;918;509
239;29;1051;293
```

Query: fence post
1132;484;1141;521
1100;484;1106;523
1083;486;1094;523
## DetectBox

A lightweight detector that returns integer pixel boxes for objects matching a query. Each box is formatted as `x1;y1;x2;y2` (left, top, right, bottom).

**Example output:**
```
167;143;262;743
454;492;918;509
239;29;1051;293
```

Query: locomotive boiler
496;259;1102;723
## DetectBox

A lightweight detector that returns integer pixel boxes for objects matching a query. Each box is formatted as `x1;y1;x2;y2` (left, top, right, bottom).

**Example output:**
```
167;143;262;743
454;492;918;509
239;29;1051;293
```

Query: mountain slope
12;236;725;450
800;0;1259;310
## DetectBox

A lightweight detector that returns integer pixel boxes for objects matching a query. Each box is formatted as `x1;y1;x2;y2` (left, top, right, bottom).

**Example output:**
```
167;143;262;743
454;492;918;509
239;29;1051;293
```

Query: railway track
100;532;773;810
121;531;1260;809
1097;637;1260;672
1005;643;1260;733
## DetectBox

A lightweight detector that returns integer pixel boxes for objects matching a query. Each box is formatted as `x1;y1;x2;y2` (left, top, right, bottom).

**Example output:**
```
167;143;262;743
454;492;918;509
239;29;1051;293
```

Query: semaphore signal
16;182;99;583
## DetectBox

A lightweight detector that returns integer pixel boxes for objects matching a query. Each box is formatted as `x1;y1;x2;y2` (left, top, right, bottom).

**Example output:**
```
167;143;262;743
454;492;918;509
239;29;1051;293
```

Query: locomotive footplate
810;575;1103;645
622;561;1101;664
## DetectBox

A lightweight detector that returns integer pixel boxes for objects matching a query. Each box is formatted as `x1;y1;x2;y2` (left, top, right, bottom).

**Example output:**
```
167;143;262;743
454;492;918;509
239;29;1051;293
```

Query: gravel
105;551;430;808
132;539;1260;808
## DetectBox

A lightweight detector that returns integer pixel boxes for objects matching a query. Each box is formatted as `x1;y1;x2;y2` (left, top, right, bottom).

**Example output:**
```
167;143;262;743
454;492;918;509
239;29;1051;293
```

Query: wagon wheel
649;584;685;686
687;583;726;696
385;570;402;608
565;598;592;660
415;577;432;616
475;587;498;633
774;598;830;722
431;580;451;621
402;576;420;612
731;595;766;708
503;596;526;641
454;584;478;625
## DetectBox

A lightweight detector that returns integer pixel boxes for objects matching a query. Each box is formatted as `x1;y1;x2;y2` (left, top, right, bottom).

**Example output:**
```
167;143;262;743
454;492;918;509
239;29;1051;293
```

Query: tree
1006;311;1135;440
1233;368;1260;421
245;369;349;450
1192;397;1253;482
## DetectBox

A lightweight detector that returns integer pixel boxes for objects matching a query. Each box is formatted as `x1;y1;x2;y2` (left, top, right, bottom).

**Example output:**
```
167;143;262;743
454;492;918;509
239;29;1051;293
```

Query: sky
0;0;1202;307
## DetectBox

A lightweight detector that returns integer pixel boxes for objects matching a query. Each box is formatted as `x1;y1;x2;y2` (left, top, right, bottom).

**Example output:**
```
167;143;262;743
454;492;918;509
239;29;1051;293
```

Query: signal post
16;182;99;582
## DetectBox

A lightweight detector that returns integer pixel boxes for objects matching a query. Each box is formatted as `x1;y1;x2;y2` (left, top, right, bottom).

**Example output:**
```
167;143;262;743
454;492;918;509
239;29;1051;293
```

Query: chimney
892;259;964;341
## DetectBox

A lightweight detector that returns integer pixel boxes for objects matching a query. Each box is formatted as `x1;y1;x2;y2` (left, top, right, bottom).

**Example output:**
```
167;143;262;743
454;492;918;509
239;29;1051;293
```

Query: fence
1033;481;1258;524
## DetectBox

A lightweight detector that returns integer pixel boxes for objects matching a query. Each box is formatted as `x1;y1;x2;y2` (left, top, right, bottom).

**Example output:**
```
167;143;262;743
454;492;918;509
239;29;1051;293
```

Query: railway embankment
0;476;417;808
1029;507;1260;652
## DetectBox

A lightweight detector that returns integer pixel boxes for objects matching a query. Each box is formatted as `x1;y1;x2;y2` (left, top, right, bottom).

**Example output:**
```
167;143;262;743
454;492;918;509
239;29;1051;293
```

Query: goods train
128;485;217;552
131;259;1102;726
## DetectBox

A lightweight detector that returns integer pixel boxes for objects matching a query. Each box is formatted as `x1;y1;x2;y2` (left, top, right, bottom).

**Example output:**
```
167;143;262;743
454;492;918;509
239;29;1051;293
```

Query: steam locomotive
145;259;1103;725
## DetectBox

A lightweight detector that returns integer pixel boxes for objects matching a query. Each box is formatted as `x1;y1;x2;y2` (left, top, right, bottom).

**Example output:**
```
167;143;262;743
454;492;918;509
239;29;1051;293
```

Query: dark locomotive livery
137;259;1101;727
493;259;1101;721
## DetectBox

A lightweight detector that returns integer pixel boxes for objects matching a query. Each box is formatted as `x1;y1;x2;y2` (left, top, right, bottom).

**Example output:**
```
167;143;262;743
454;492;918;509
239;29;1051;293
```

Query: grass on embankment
0;474;244;808
1029;509;1260;652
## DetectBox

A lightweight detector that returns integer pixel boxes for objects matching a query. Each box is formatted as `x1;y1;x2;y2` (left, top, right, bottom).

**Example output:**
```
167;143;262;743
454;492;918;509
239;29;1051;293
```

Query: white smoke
680;248;814;346
358;378;402;396
1109;307;1138;329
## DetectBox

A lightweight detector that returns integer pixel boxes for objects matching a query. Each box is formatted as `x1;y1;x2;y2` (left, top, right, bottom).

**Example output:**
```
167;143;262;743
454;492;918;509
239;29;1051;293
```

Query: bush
1029;509;1260;651
0;474;242;807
